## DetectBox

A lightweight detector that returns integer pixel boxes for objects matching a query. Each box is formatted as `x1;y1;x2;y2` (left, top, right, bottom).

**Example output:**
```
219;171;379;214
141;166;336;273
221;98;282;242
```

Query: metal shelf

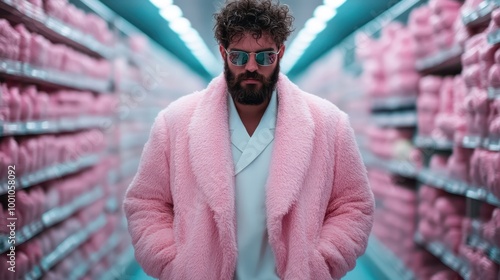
23;214;107;280
99;245;135;280
371;96;417;111
414;135;454;151
0;116;113;137
68;228;123;280
415;45;463;74
414;232;471;280
0;0;113;59
462;135;500;151
467;234;500;265
363;152;419;178
0;186;104;254
418;169;500;207
0;154;101;195
373;111;418;128
462;1;497;28
365;236;416;280
487;87;500;99
0;60;111;92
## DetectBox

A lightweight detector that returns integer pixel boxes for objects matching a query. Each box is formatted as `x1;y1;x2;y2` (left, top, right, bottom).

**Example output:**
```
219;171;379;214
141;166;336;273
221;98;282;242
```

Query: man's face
220;32;284;105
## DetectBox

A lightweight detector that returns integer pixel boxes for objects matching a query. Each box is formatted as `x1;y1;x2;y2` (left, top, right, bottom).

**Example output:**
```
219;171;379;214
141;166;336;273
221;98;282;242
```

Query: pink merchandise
15;24;32;63
44;0;68;20
29;34;50;68
0;19;20;61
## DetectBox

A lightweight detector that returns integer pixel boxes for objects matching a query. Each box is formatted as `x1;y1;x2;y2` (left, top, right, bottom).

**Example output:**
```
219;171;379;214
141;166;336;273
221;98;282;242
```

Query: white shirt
228;90;280;280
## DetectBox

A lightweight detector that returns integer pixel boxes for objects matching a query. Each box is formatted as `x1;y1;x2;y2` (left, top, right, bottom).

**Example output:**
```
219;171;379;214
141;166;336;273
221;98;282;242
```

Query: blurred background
1;0;500;279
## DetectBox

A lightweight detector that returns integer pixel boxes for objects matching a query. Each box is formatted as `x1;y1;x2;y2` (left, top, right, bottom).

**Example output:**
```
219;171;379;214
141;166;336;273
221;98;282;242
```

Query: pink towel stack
418;184;467;254
429;0;462;50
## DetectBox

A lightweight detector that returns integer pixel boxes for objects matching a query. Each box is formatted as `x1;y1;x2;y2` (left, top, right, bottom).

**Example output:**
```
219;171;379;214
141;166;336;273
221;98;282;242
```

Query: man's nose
244;54;259;72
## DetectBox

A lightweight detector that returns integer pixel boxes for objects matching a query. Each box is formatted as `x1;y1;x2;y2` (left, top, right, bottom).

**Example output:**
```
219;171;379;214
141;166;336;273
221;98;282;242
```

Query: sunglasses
224;48;281;66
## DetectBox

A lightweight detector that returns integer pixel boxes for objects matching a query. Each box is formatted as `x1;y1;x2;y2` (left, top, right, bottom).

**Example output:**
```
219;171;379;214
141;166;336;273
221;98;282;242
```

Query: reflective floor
128;253;379;280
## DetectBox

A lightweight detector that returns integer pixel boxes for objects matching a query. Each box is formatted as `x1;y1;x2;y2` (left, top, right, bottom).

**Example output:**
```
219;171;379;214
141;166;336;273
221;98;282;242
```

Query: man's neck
234;98;270;136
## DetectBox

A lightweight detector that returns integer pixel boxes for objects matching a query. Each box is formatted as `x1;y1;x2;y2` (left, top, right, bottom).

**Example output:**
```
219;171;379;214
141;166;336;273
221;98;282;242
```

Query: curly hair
213;0;294;48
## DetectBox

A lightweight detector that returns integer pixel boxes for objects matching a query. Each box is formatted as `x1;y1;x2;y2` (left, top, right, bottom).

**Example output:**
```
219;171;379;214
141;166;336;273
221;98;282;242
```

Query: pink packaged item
15;24;32;63
44;0;67;20
429;0;462;14
488;64;500;88
29;35;50;68
0;19;20;61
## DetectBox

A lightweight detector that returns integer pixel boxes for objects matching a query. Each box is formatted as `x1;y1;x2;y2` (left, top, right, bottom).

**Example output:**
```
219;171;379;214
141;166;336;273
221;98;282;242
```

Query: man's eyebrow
229;47;276;52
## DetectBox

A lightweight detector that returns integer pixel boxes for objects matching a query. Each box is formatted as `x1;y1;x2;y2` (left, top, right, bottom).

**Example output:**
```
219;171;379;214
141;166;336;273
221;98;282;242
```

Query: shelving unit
413;135;454;151
0;117;112;136
466;234;500;265
362;152;419;178
373;111;418;127
414;232;471;280
462;135;500;151
0;0;113;59
415;45;463;74
0;186;104;254
0;60;111;92
68;228;123;280
0;153;102;195
461;1;497;28
365;236;416;280
99;245;135;280
23;214;107;280
371;96;417;111
488;87;500;99
418;169;500;207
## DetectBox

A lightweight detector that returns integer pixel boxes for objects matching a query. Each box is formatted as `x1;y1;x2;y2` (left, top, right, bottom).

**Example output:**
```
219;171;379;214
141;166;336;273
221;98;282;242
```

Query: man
124;0;374;279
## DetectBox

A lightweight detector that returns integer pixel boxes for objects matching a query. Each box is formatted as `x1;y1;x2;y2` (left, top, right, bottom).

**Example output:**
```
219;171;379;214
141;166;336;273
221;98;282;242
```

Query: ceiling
96;0;402;81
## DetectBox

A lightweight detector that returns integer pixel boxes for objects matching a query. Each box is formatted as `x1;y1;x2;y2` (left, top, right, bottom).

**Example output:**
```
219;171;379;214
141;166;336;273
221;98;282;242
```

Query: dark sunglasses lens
256;52;277;66
229;51;248;66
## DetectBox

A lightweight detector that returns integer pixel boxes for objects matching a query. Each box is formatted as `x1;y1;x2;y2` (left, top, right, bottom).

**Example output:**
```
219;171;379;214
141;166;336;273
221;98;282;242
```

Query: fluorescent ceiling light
324;0;346;9
305;18;327;34
314;5;337;22
180;28;201;44
150;0;173;9
169;17;191;34
159;5;183;21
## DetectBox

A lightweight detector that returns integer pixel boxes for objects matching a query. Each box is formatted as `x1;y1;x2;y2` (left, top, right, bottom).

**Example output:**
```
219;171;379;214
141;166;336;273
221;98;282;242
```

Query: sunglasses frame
223;47;281;67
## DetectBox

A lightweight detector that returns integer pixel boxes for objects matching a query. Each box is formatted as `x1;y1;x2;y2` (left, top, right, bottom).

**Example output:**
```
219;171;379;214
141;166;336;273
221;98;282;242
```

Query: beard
224;61;280;105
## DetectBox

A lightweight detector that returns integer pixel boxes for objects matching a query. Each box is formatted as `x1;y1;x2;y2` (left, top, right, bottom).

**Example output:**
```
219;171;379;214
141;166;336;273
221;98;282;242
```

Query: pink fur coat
123;73;374;280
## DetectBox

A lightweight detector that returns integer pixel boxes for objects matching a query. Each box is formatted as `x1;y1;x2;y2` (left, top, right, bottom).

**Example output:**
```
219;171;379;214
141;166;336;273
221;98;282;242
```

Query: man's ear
219;45;226;60
279;45;285;59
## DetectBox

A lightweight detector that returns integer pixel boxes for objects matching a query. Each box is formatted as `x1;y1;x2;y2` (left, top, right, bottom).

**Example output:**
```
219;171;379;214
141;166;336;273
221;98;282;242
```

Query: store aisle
128;254;378;280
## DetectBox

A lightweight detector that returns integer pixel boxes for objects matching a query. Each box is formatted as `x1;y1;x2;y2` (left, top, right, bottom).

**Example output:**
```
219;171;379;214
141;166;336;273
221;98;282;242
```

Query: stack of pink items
0;161;109;233
43;0;114;46
462;32;498;142
460;245;499;279
0;198;106;280
417;76;442;137
417;75;469;142
469;148;500;197
418;184;467;255
366;126;414;160
434;76;468;142
44;213;119;279
459;203;500;279
369;169;456;278
429;0;462;51
356;22;420;99
0;132;106;179
0;82;117;123
408;5;437;59
0;21;111;79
